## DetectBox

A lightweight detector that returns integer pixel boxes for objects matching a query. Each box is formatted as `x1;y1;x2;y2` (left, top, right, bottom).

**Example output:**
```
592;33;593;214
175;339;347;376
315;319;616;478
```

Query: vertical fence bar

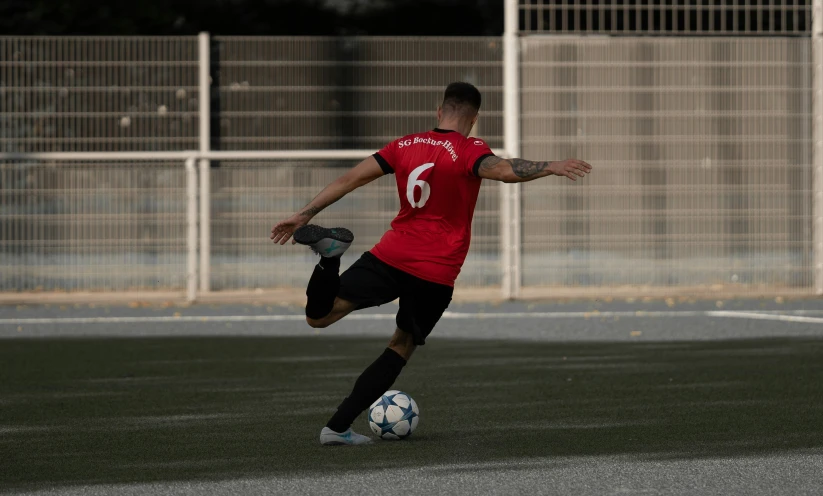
198;32;212;293
185;158;198;302
199;158;211;293
503;0;522;299
813;0;823;294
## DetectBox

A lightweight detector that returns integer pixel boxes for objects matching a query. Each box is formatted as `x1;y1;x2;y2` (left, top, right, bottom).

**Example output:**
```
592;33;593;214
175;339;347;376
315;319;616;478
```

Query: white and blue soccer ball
367;390;419;440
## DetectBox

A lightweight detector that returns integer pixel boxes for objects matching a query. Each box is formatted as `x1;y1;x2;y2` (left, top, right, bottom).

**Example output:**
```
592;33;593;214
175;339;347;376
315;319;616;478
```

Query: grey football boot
293;225;353;258
319;427;373;446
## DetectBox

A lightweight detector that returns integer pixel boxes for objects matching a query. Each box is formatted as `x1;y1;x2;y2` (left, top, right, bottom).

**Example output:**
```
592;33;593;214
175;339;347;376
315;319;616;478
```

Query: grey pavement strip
9;451;823;496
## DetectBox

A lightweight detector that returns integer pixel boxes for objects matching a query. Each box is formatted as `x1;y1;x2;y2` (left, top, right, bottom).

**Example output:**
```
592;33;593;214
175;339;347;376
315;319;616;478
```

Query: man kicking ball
270;82;592;445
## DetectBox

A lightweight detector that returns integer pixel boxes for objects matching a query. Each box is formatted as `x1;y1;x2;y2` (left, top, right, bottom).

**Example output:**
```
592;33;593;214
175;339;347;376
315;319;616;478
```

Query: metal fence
0;28;819;299
0;37;505;295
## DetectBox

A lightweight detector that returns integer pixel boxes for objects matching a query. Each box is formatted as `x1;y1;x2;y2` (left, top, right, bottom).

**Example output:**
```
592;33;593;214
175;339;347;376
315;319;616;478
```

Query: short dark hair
441;82;481;116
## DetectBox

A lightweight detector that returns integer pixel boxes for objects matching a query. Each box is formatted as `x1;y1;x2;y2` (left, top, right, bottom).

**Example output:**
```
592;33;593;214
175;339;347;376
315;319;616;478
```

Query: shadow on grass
1;335;821;491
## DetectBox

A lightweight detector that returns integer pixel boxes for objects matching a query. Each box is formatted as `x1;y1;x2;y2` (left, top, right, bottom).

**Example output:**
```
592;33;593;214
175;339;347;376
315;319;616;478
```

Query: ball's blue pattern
368;391;419;440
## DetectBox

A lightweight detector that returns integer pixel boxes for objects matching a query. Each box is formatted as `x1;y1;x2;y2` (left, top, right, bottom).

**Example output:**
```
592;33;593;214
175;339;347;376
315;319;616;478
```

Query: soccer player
270;82;591;445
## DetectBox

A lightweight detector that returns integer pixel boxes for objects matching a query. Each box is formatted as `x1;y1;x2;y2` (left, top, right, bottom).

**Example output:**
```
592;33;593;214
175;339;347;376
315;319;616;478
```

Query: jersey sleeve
373;140;398;175
463;138;495;177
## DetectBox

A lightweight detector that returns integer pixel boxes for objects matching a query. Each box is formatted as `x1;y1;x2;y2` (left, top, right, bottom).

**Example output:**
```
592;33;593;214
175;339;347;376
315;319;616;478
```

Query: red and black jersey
369;128;495;287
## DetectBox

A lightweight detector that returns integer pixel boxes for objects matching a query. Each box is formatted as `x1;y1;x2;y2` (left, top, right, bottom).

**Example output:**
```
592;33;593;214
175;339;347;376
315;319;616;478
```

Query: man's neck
437;116;474;138
436;120;470;137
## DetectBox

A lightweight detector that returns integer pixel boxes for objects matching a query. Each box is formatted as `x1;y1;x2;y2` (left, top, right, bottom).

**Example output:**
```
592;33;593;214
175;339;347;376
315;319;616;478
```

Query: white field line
776;309;823;315
442;311;708;318
0;314;345;325
707;311;823;324
0;310;821;325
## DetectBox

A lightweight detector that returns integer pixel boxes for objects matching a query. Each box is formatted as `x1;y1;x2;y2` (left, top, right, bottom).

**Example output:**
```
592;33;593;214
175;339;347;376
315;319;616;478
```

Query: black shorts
338;251;453;346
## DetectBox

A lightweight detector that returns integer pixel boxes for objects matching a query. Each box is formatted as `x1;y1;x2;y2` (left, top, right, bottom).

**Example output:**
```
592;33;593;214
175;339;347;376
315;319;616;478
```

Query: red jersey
370;128;495;287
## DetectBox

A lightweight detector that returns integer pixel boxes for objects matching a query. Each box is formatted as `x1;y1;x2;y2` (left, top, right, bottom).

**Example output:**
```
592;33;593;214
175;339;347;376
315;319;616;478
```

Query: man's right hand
270;214;309;245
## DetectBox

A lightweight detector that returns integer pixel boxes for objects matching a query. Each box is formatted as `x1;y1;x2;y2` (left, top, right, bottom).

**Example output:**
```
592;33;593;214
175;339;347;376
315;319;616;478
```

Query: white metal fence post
503;0;521;299
199;158;211;292
814;1;823;294
198;32;212;293
185;158;198;302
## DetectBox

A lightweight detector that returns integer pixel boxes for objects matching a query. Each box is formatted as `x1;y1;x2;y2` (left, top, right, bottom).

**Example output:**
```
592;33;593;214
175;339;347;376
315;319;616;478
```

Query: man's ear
437;106;443;121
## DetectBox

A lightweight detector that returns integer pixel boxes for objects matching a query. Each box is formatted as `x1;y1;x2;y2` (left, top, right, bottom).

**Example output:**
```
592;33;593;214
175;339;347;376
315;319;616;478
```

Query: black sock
326;348;407;433
305;256;341;320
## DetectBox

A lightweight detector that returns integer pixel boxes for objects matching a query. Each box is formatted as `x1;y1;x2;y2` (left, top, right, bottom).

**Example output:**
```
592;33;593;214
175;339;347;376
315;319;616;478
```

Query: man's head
441;82;482;116
437;82;482;136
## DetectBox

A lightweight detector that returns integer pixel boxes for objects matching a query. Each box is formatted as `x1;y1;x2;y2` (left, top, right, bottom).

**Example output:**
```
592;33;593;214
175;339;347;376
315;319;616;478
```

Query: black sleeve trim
472;154;495;178
373;153;394;175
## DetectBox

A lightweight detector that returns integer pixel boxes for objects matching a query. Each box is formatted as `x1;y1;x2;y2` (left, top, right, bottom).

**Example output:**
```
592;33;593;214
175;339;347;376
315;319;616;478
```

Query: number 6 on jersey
406;162;435;208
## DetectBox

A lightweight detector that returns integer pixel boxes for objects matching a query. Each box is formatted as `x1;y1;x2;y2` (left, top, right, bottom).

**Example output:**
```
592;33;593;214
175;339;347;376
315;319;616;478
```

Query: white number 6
406;162;435;208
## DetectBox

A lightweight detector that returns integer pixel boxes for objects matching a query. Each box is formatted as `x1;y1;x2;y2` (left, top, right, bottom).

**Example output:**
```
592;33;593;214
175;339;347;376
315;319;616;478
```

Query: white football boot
293;225;353;258
319;427;373;446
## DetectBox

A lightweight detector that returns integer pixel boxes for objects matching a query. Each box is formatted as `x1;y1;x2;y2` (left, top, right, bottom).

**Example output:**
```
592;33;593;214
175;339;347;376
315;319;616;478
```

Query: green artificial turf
1;335;822;491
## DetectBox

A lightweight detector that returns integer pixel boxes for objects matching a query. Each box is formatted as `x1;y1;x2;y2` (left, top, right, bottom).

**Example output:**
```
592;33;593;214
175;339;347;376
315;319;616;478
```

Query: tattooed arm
476;155;592;183
270;156;385;244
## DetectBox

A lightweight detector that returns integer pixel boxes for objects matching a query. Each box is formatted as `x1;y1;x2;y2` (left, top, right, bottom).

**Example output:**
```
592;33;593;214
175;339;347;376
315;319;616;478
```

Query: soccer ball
367;390;419;440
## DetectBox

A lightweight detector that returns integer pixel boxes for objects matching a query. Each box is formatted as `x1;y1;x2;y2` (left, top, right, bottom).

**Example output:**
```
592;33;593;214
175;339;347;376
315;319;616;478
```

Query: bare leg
387;327;417;361
306;297;358;328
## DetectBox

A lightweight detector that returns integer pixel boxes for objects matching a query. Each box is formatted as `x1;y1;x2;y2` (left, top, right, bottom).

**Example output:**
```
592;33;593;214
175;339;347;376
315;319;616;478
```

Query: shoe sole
293;225;354;246
321;440;372;446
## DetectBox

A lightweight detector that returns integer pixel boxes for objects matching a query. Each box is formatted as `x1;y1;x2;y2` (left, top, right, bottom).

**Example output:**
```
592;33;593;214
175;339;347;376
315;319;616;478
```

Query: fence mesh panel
0;37;200;153
0;160;188;291
519;37;813;292
213;37;504;151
